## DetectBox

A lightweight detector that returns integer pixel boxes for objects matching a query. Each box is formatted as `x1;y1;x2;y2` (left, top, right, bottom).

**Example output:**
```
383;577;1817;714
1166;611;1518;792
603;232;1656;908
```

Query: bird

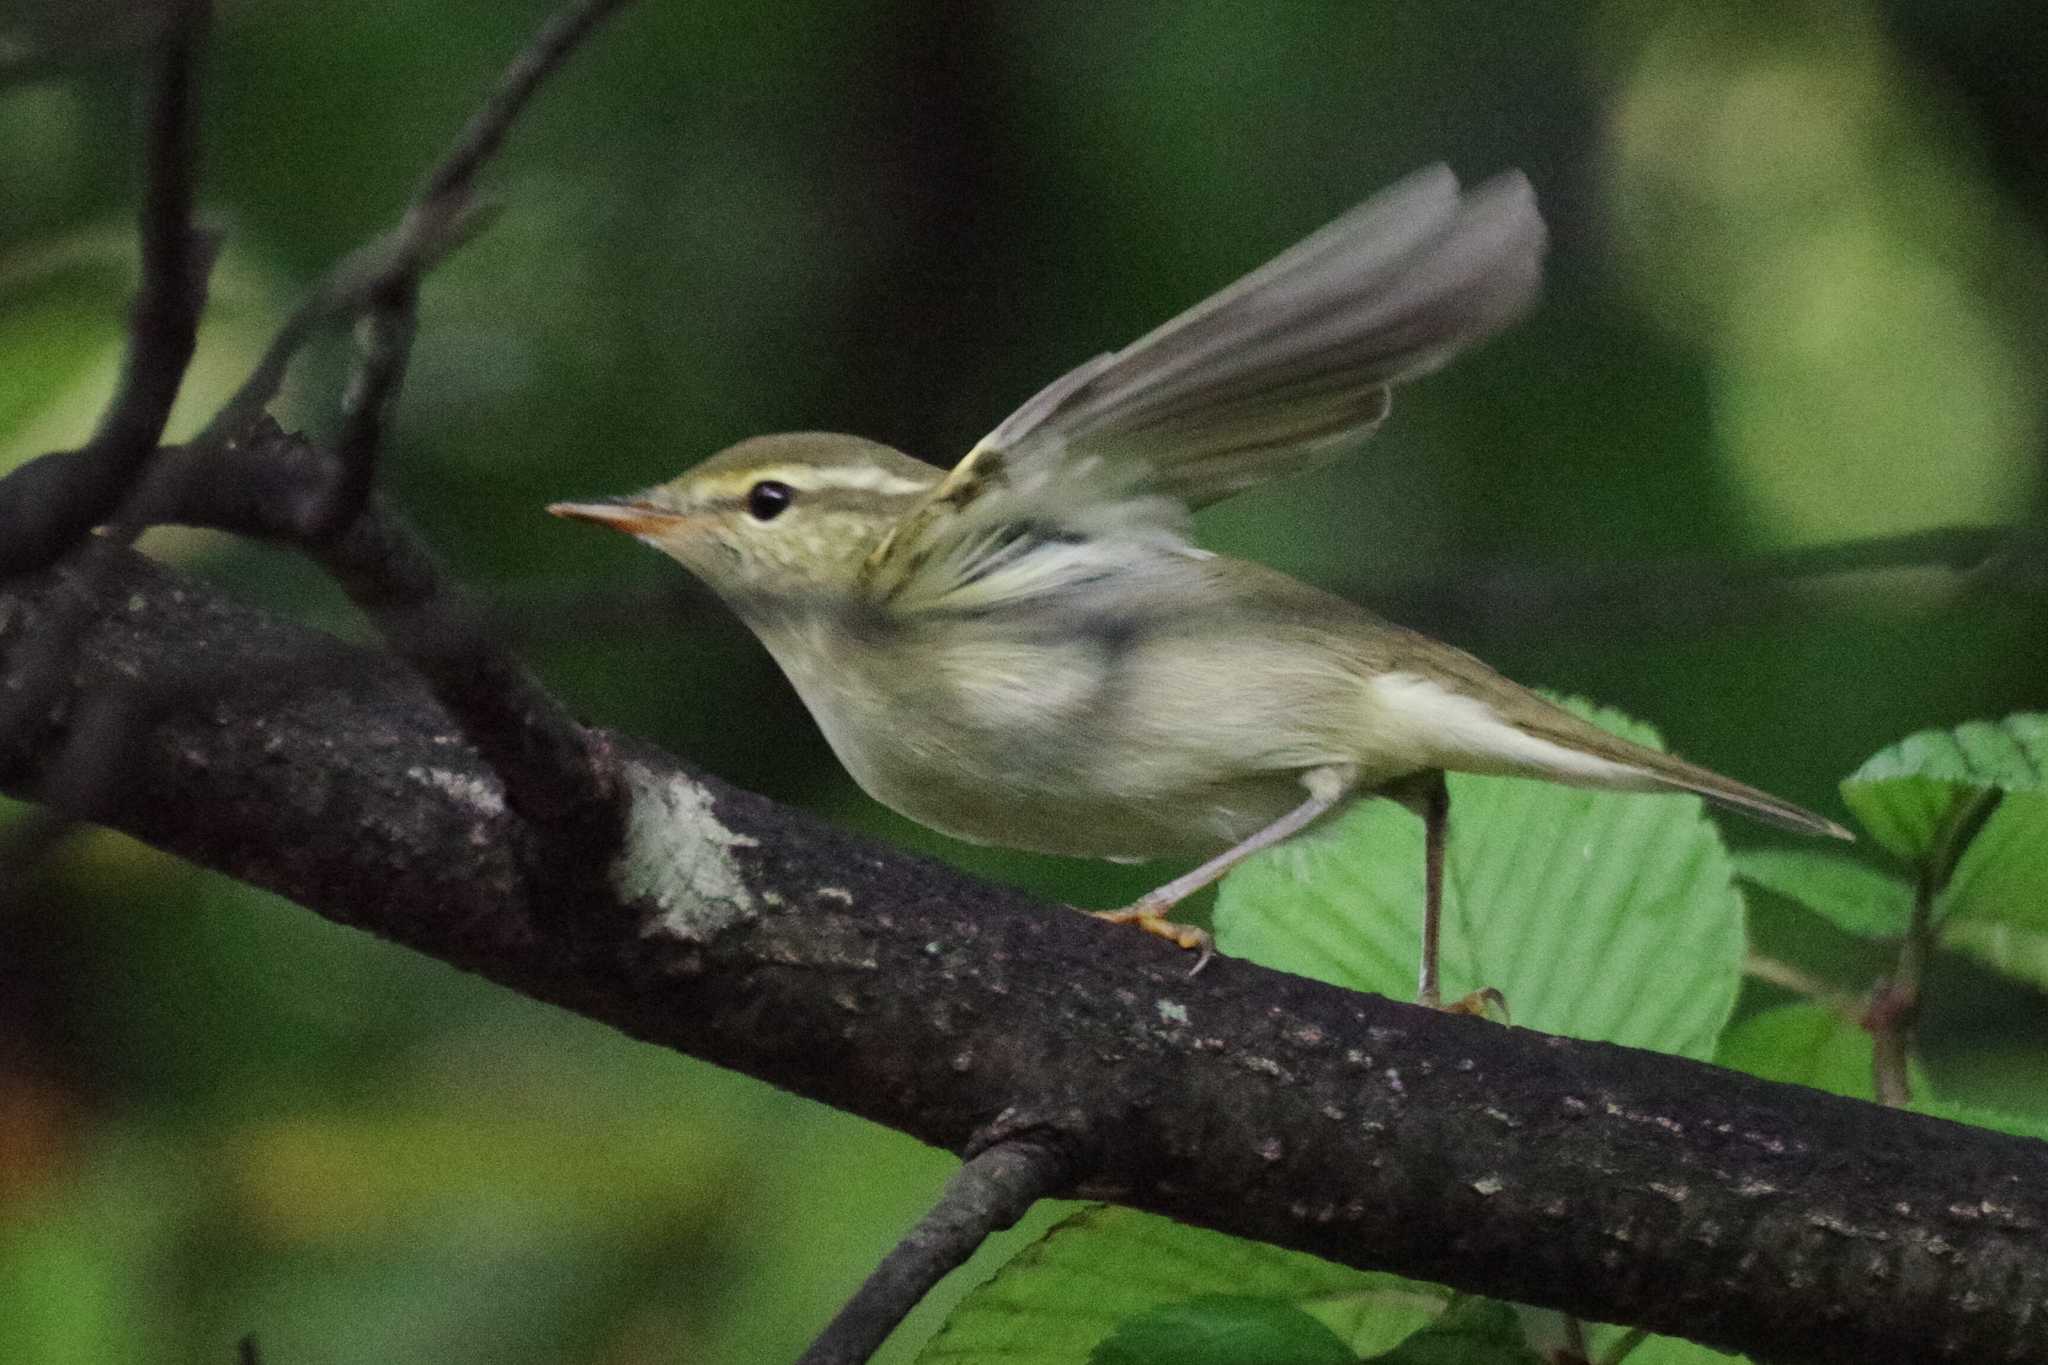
550;165;1848;1004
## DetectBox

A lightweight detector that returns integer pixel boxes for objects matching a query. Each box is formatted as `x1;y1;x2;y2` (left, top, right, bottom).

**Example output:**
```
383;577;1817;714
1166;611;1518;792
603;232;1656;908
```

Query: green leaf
1942;919;2048;994
1715;1001;1927;1102
1367;1299;1541;1364
1913;1102;2048;1143
1717;1003;1873;1100
1091;1296;1354;1365
1216;696;1745;1060
919;1206;1445;1364
1827;715;2048;991
1590;1328;1746;1364
1942;787;2048;914
1734;849;1912;940
1839;714;2047;861
1825;716;2048;990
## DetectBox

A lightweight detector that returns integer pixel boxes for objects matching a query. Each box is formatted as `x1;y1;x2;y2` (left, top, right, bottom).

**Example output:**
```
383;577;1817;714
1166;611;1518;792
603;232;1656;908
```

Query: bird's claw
1434;987;1510;1022
1091;906;1216;975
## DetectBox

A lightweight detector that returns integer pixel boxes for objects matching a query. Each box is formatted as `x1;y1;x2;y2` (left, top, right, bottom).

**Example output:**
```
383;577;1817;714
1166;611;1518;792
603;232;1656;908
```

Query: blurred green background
2;1;2045;1361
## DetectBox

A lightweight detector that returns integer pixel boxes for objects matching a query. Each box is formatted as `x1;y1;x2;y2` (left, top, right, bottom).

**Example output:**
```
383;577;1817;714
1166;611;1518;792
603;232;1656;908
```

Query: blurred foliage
1;1;2045;1361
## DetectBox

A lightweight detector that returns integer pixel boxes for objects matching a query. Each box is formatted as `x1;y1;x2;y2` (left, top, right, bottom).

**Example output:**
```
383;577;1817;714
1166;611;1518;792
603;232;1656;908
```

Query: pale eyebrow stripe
748;465;938;497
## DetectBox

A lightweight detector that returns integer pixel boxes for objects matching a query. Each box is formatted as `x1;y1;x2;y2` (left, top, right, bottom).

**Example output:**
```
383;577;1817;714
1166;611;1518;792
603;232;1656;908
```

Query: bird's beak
546;499;687;536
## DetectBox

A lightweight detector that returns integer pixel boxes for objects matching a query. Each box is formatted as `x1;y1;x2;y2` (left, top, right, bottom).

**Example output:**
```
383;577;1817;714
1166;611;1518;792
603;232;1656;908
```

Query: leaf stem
1869;788;2003;1106
1599;1325;1651;1365
1563;1312;1591;1362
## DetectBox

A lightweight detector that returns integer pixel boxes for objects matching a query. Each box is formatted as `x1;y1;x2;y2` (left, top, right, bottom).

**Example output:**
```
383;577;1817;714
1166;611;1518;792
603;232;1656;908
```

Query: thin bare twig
163;0;642;849
4;1;635;888
416;0;637;205
279;0;639;842
314;279;418;539
189;194;495;451
192;0;637;462
0;0;213;579
798;1140;1071;1365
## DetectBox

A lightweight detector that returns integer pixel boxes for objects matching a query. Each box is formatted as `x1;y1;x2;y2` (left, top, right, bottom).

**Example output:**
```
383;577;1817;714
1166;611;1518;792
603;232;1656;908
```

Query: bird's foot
1092;905;1215;975
1423;986;1509;1023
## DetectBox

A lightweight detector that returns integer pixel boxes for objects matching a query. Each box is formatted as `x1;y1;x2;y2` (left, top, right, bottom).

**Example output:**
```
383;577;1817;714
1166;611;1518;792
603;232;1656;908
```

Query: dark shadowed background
2;1;2044;1360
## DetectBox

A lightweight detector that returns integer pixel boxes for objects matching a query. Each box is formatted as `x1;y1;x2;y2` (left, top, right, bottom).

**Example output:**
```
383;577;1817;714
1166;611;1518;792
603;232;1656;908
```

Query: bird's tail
1505;700;1852;840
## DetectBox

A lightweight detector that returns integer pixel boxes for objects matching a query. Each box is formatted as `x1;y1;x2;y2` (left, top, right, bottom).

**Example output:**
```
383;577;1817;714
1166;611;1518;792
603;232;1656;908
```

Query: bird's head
549;432;942;605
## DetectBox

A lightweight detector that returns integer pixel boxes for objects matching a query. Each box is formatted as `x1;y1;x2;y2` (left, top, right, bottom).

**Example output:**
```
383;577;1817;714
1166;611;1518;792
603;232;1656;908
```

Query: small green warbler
552;166;1846;1001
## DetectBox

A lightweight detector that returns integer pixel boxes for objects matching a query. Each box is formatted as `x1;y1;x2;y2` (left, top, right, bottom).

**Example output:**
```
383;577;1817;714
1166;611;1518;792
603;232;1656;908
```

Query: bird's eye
745;480;794;522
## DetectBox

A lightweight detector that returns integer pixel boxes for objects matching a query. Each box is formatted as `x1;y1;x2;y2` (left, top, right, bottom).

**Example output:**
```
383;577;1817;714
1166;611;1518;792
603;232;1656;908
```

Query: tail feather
1612;745;1852;840
1361;650;1852;841
1507;708;1853;840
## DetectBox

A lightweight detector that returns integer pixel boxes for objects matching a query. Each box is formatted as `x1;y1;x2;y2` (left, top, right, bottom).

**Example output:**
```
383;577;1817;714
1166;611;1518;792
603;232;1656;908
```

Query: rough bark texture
3;549;2045;1364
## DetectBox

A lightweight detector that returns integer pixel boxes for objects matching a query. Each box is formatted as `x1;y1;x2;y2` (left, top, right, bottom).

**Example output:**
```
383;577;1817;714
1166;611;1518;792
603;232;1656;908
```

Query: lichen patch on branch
612;759;759;941
406;764;506;816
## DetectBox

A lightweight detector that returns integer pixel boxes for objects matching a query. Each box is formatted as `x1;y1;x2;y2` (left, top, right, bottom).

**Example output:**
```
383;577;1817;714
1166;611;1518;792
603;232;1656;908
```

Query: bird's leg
1417;772;1449;1008
1399;773;1506;1018
1096;767;1353;975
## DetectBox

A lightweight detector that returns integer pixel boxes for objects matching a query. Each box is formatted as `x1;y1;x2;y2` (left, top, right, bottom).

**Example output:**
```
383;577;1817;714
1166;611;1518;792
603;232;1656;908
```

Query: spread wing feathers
861;165;1544;615
967;164;1545;510
862;473;1194;615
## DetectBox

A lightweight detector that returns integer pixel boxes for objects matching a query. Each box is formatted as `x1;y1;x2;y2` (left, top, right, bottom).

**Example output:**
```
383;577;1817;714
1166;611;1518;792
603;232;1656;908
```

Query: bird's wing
862;166;1545;612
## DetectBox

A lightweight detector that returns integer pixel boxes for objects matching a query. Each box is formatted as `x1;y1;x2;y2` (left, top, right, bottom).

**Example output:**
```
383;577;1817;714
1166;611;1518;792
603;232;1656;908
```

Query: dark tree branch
799;1138;1071;1365
169;0;643;859
308;494;621;849
136;419;622;858
2;548;2044;1365
137;423;346;542
0;0;212;580
0;2;214;836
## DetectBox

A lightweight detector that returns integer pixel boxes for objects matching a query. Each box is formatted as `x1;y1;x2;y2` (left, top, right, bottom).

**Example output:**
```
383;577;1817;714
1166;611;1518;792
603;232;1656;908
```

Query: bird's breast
747;606;1369;862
